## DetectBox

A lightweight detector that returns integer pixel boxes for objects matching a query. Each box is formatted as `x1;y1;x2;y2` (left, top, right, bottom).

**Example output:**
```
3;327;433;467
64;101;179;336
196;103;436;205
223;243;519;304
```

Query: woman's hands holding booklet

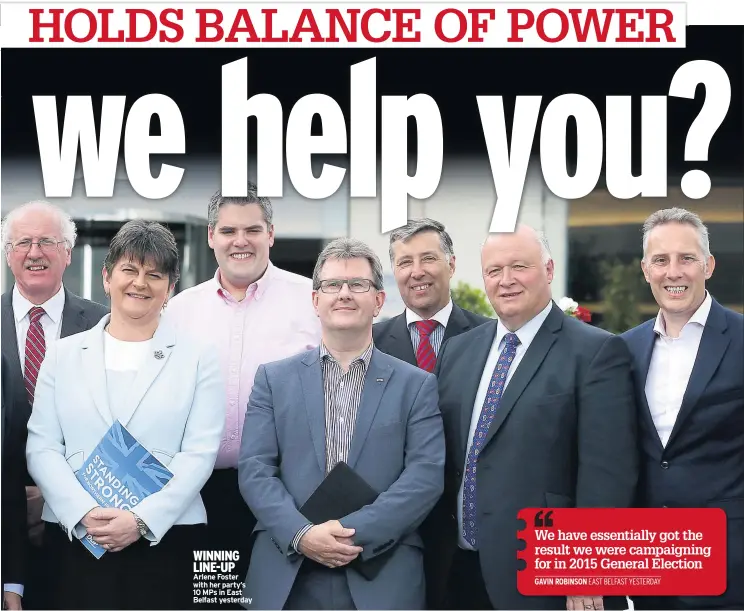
84;508;140;552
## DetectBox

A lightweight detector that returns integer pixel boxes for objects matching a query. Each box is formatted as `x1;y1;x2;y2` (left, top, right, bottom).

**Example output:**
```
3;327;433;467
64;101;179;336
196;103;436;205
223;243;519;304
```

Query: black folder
299;461;391;580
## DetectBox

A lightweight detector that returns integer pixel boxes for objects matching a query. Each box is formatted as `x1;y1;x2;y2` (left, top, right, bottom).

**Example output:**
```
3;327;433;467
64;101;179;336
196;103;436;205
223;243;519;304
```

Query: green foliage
451;281;494;318
599;258;646;334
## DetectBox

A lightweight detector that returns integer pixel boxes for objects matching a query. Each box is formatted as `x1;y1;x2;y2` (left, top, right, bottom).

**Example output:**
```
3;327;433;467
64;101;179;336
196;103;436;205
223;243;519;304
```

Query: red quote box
517;508;727;596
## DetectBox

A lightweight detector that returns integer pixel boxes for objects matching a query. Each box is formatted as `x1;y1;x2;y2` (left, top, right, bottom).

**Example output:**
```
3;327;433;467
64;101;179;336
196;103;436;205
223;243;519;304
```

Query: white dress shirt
12;284;66;360
405;299;453;356
645;292;712;447
458;300;553;549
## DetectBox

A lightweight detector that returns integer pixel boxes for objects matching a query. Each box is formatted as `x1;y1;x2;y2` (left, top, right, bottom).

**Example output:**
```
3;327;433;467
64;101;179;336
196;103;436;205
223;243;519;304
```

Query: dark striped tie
24;306;47;406
415;319;439;372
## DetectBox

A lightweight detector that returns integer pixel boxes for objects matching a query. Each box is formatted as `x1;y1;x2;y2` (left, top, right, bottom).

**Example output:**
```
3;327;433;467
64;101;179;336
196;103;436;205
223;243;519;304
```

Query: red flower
575;306;592;323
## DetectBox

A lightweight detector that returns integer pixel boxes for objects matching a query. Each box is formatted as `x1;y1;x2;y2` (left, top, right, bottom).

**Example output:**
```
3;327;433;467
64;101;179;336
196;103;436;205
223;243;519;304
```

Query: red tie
415;319;439;373
24;306;47;406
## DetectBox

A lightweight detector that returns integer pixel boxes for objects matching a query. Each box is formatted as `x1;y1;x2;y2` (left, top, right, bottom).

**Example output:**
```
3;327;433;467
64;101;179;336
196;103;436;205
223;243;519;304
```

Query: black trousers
446;548;629;610
21;525;50;610
44;521;205;610
198;468;256;609
632;596;742;610
446;548;494;610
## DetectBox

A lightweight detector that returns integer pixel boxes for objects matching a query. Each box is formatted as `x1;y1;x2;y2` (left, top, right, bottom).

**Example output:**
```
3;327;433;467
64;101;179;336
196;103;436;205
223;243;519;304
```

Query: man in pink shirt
166;185;322;599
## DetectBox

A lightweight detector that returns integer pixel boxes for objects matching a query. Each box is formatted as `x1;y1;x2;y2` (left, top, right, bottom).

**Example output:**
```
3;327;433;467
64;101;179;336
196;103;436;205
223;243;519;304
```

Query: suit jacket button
660;461;669;469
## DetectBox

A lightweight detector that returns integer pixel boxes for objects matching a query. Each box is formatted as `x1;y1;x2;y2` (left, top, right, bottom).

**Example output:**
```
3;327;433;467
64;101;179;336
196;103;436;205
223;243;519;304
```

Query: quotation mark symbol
534;510;554;528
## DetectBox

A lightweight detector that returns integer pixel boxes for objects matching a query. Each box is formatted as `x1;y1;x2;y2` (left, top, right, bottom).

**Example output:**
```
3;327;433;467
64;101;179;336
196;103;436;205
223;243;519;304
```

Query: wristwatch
131;512;149;537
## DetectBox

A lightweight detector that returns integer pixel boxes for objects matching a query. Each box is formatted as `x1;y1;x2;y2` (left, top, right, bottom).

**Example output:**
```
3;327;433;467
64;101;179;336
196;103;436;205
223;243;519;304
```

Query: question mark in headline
669;60;732;200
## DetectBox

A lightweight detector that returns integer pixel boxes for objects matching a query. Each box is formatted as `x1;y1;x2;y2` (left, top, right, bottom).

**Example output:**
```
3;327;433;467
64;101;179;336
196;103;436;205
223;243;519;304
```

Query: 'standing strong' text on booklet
75;420;173;558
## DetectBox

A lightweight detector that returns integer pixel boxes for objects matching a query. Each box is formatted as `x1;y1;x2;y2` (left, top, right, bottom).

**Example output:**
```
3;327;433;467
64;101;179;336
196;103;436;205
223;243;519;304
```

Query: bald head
482;225;551;265
481;225;554;331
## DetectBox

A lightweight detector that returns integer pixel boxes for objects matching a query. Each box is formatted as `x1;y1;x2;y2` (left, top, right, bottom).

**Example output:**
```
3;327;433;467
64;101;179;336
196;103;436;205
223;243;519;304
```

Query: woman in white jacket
26;220;225;610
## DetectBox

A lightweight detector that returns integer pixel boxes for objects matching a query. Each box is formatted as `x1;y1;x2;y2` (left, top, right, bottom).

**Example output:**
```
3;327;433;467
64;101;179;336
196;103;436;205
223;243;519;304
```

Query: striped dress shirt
405;300;453;357
291;342;374;552
320;342;374;473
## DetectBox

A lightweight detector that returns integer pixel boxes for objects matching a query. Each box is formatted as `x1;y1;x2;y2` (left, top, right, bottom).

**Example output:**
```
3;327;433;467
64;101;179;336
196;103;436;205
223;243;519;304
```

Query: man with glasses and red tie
373;218;490;608
1;201;108;609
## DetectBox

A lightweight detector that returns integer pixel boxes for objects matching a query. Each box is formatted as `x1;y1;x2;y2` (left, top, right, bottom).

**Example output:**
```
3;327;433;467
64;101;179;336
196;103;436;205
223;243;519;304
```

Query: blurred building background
568;182;744;330
2;156;742;331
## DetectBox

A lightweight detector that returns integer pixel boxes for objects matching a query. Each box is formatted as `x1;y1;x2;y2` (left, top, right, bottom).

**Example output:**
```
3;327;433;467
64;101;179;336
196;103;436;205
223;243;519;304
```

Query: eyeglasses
318;278;376;293
6;238;66;253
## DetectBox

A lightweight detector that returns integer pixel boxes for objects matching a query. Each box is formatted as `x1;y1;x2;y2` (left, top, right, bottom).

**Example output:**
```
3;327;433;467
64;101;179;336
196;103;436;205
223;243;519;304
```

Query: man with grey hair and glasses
621;208;743;611
165;185;321;600
374;218;491;373
238;238;444;610
1;200;108;610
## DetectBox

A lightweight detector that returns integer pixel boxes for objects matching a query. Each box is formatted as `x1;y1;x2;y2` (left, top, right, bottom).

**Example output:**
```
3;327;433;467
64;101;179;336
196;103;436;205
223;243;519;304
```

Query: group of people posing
1;187;742;611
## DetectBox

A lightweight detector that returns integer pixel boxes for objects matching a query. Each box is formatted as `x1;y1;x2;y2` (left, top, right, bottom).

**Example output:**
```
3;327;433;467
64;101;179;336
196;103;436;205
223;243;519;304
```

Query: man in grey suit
1;201;108;609
238;237;445;610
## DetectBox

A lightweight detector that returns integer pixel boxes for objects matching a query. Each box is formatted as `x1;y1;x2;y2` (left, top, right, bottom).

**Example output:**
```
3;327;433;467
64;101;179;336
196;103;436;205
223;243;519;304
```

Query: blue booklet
75;420;173;558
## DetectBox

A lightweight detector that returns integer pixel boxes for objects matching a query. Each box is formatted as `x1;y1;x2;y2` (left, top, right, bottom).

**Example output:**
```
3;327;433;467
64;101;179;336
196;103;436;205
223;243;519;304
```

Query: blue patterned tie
462;332;520;548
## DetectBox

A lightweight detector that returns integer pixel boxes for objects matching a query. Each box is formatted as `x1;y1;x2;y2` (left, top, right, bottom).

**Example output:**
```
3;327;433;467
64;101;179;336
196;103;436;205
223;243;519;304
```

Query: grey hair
207;182;273;230
481;225;552;265
388;218;454;265
313;238;384;291
642;207;711;260
2;201;77;249
535;230;552;265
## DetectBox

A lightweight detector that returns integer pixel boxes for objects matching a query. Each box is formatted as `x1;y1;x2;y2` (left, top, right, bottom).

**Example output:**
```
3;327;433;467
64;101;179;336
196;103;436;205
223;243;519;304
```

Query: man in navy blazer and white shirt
621;208;744;611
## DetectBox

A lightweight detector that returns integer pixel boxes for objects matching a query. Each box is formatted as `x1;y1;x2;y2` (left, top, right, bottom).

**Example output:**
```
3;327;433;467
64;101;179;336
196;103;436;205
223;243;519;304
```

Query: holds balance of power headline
3;3;686;48
517;508;727;597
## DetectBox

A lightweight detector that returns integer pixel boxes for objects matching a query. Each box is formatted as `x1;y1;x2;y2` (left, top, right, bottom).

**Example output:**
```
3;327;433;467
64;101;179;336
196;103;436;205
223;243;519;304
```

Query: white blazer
26;314;225;544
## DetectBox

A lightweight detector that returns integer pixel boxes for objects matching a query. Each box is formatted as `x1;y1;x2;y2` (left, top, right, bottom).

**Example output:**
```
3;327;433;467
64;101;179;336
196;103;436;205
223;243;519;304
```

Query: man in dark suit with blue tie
621;208;743;611
434;225;638;611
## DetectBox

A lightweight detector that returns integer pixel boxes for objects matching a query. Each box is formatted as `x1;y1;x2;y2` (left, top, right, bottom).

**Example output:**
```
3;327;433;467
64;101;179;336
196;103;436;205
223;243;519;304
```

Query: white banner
0;2;687;47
